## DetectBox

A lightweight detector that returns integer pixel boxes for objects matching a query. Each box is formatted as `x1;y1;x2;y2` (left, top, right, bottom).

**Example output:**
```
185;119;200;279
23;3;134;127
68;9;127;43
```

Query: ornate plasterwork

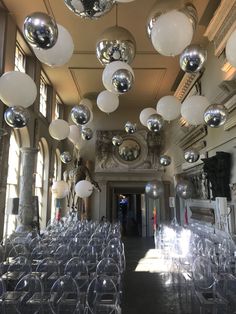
174;72;201;102
204;0;236;57
95;130;164;172
177;125;207;151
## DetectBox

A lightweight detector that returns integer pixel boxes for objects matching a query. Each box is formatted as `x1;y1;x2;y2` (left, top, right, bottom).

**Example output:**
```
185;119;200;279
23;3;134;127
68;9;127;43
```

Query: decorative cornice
204;0;236;57
174;72;201;102
178;125;207;150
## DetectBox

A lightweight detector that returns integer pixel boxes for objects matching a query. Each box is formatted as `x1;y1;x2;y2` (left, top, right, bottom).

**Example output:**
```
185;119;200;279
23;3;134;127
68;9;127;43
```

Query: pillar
17;147;38;232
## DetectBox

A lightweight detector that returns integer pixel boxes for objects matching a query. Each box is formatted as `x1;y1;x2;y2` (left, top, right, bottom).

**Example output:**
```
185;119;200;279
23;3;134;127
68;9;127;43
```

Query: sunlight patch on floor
134;249;173;273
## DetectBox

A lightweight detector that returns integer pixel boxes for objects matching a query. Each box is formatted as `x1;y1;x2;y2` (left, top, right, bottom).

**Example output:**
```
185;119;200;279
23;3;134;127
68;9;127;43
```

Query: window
55;96;61;120
51;149;61;222
35;142;44;222
39;74;48;117
4;132;20;238
14;44;26;72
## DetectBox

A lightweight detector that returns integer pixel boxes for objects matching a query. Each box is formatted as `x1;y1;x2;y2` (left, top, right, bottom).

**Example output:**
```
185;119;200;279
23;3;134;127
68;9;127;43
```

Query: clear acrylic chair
0;277;6;313
64;257;89;303
85;275;120;314
79;245;100;275
7;244;29;260
192;256;228;314
96;258;122;301
14;273;44;314
8;256;31;273
49;274;81;314
36;257;60;292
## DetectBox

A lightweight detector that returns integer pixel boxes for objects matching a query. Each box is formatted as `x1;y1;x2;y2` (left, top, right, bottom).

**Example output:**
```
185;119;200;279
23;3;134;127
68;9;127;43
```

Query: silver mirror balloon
147;114;164;132
112;69;134;93
112;135;123;147
60;151;72;164
145;180;164;199
96;26;136;65
184;148;200;163
204;104;228;128
159;155;171;166
71;105;91;126
125;121;137;134
81;127;93;140
23;12;58;49
180;45;207;73
176;179;194;199
64;0;115;19
4;107;30;128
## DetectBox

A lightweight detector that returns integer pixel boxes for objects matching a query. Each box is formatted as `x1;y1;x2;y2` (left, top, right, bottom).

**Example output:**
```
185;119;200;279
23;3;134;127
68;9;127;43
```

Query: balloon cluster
0;71;37;128
23;12;74;67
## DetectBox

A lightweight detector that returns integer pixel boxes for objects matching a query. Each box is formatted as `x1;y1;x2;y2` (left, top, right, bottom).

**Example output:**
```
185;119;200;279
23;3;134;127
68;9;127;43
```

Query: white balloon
151;10;193;56
0;71;37;108
49;119;70;140
139;108;157;126
68;124;80;144
156;95;181;121
75;180;93;198
102;61;134;93
226;29;236;67
181;95;211;125
97;90;119;113
51;180;69;199
33;24;74;67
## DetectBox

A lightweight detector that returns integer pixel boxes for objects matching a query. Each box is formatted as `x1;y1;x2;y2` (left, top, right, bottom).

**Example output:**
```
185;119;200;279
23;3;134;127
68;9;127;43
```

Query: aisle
121;237;187;314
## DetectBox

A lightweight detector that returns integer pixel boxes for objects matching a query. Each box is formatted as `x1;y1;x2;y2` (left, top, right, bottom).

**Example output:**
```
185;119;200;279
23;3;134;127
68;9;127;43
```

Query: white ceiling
1;0;220;109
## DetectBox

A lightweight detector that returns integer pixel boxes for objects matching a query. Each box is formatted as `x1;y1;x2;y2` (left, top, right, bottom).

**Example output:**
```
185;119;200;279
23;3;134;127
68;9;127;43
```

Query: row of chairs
0;218;125;313
154;222;236;313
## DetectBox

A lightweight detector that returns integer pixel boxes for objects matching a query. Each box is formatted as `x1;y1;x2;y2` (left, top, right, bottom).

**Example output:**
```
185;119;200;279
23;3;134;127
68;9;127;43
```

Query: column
17;147;38;232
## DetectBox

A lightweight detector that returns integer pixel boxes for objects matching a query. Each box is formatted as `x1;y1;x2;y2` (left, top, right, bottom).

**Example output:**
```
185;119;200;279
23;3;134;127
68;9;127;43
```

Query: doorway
107;181;171;237
117;194;142;237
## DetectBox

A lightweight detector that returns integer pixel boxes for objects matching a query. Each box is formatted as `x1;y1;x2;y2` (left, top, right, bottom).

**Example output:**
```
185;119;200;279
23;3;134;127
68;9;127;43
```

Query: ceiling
1;0;220;109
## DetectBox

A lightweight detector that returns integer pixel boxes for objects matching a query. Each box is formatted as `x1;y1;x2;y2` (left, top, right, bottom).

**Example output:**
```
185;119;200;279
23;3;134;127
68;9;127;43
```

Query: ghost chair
64;257;89;303
85;275;120;314
49;274;81;314
192;256;228;314
13;273;44;314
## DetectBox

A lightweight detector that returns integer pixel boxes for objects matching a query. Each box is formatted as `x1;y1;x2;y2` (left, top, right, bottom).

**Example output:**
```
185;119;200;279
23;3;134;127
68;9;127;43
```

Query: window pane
35;144;44;221
4;132;20;238
14;45;26;73
39;75;47;117
55;97;60;119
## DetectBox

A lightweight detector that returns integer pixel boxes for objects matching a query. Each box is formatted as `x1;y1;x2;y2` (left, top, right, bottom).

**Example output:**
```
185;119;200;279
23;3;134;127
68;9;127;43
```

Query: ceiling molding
177;125;208;150
174;72;201;102
204;0;236;57
43;0;55;19
69;68;82;101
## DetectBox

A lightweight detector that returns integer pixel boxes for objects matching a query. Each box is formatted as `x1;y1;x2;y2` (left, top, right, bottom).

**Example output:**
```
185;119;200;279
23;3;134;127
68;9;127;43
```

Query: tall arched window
4;131;21;238
35;142;44;224
35;138;49;229
51;149;62;221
